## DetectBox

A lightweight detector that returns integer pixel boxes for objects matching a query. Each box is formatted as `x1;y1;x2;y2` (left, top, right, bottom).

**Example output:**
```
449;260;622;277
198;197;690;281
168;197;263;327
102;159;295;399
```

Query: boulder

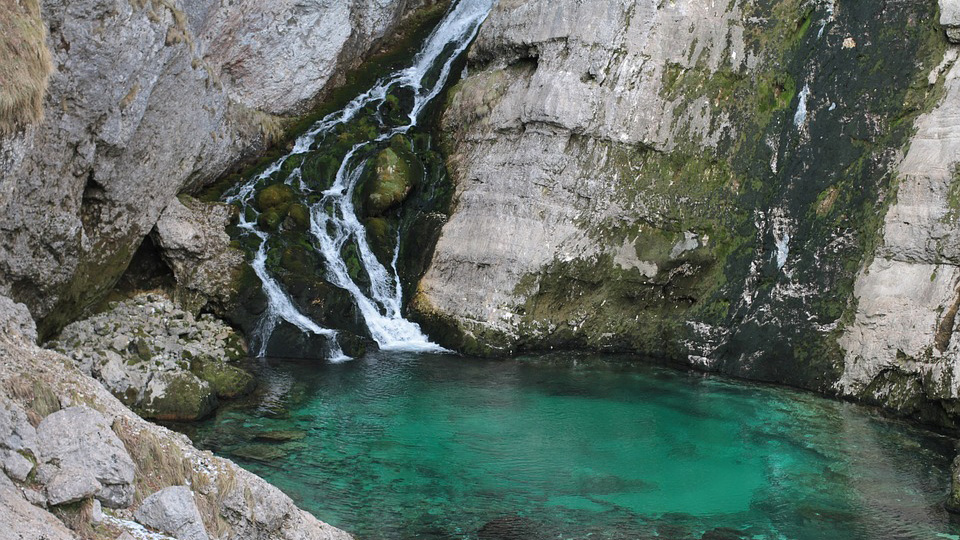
134;485;210;540
1;449;35;482
365;147;414;216
36;407;135;508
191;358;256;399
0;295;37;344
45;467;102;506
256;184;297;212
140;371;218;422
942;0;960;42
0;396;39;457
153;196;246;313
0;472;78;540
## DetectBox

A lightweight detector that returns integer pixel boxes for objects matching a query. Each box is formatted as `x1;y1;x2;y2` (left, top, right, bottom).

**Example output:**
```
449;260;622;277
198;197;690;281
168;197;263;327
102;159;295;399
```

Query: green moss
191;358;256;399
366;147;414;215
139;372;217;422
287;203;311;230
256;183;296;211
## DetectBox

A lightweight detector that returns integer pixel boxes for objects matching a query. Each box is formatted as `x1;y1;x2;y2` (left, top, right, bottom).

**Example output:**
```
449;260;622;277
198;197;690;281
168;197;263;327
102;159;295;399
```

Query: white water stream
227;0;494;358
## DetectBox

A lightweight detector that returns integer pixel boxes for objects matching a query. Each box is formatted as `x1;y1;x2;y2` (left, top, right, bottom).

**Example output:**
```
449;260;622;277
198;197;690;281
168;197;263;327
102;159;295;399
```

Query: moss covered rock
191;357;256;399
287;203;311;230
139;371;217;422
366;147;413;216
257;207;288;231
256;183;296;212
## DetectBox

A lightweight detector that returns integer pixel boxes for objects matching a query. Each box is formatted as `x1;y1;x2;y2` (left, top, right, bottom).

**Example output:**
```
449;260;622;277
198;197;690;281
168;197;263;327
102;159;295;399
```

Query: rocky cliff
0;0;441;337
414;0;960;423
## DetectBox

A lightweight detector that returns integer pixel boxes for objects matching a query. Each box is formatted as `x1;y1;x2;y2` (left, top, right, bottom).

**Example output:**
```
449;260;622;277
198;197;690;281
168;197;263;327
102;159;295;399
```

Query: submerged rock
948;454;960;513
477;515;540;540
252;430;307;443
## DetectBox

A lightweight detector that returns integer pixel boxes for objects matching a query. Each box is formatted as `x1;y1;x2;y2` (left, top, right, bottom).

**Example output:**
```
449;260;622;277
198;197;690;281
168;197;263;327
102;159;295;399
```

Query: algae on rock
416;0;952;407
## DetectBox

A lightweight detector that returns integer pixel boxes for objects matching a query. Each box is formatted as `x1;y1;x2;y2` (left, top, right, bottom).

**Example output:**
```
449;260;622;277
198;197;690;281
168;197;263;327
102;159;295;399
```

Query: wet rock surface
52;293;253;421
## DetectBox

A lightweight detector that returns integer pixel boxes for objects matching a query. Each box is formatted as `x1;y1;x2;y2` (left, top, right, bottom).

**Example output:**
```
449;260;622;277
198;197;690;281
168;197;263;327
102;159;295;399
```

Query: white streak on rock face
817;0;835;38
771;211;793;272
670;231;700;259
794;84;811;127
613;238;658;278
775;233;790;270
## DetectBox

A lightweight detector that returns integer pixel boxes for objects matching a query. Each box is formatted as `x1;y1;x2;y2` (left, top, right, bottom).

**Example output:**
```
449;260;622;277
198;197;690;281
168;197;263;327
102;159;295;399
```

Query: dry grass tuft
51;498;96;539
0;0;52;135
193;463;237;538
113;415;237;537
6;373;61;426
112;416;190;504
231;103;288;147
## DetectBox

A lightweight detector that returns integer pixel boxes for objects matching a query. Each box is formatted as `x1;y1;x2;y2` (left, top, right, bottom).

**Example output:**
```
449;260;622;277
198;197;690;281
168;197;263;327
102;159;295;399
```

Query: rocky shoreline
0;294;352;540
51;293;253;422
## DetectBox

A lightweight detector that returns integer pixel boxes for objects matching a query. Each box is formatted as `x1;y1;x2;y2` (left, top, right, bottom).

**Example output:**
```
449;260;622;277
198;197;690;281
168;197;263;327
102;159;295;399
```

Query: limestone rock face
0;473;79;540
839;50;960;424
943;0;960;43
153;196;245;313
0;295;38;344
417;0;955;407
0;0;441;335
134;486;210;540
418;0;744;354
36;406;136;508
0;396;40;483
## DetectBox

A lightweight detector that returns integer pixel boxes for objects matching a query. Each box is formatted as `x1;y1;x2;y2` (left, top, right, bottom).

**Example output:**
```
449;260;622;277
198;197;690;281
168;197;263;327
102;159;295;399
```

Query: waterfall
226;0;494;359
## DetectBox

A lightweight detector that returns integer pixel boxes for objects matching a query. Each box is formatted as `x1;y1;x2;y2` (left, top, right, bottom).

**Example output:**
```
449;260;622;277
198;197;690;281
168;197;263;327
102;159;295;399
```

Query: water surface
182;353;960;540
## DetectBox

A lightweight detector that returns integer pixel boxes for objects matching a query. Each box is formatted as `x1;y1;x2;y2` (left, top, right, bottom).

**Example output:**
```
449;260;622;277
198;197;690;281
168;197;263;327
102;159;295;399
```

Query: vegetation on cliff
0;0;51;134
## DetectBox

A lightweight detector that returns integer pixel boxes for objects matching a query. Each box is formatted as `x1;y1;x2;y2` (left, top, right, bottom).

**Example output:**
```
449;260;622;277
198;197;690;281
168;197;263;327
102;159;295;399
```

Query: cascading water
226;0;494;359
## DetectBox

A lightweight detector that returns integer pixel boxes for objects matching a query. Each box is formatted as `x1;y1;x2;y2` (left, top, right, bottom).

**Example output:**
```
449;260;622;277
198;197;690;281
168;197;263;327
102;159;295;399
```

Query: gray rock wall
0;0;439;336
839;46;960;424
416;0;960;423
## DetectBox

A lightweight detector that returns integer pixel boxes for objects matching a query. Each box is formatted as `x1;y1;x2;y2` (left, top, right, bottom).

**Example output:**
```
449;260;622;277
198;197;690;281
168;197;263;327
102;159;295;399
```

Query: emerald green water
182;353;960;540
